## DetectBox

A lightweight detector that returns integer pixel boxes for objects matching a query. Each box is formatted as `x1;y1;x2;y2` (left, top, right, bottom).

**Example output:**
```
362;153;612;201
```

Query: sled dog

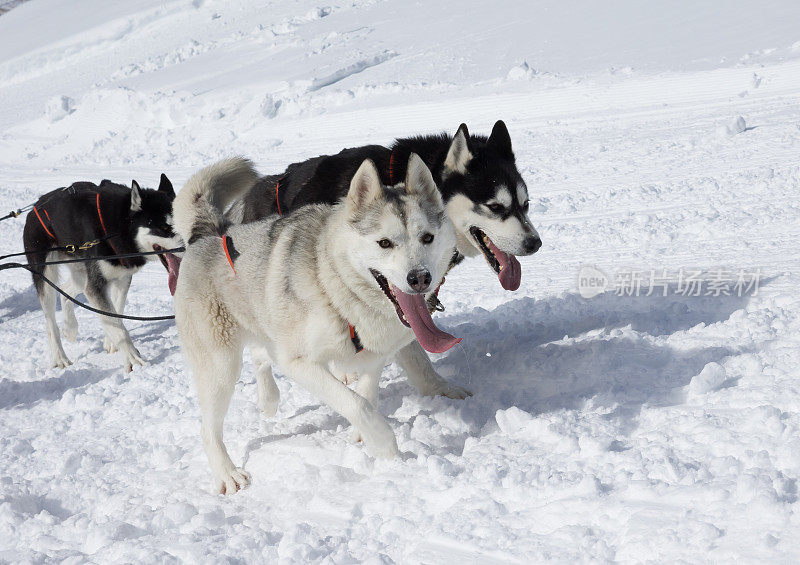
230;120;541;291
173;155;466;493
24;176;181;371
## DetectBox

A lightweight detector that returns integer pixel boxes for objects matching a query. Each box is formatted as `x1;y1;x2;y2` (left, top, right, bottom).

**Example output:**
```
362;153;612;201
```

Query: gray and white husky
173;154;467;493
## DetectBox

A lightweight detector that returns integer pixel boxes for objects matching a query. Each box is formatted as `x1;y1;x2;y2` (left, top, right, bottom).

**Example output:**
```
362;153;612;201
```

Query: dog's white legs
350;370;381;443
252;347;279;418
60;265;86;343
60;282;81;344
102;275;132;354
354;371;379;408
176;296;251;494
284;357;398;458
395;341;471;399
38;265;72;368
83;266;143;371
195;346;251;495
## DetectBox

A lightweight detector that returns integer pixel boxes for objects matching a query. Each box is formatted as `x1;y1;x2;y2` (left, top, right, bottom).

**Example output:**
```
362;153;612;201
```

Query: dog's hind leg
252;347;279;418
102;274;132;354
197;346;251;494
282;356;398;459
177;296;250;494
395;341;471;399
36;262;72;368
185;324;250;492
83;263;144;371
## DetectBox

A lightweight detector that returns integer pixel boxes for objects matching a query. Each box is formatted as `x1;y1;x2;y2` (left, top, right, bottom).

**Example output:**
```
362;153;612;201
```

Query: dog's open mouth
153;244;182;296
152;244;169;270
469;226;521;291
369;268;460;354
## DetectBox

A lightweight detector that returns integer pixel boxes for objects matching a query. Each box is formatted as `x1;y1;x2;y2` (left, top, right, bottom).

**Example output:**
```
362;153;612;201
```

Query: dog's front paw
419;379;472;399
359;415;398;459
51;350;72;369
121;347;146;372
431;381;472;400
349;427;364;444
62;323;78;343
103;336;118;354
258;394;278;419
216;467;251;495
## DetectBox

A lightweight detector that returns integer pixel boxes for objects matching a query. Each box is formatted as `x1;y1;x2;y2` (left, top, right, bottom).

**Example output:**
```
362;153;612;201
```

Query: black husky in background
23;175;181;371
229;120;541;292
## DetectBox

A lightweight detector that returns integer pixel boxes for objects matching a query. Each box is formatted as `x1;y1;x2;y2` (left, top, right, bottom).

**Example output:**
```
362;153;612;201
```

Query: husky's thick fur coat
173;155;467;493
23;176;181;371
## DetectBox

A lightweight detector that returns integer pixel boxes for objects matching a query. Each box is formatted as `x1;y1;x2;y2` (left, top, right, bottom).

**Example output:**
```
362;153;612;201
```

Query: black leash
0;209;26;222
5;246;185;270
1;188;66;223
21;265;177;321
0;233;121;262
0;246;185;321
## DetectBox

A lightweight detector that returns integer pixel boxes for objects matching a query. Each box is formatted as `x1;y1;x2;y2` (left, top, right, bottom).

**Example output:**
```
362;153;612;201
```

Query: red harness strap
96;193;125;267
33;206;55;239
221;235;237;274
388;149;396;185
275;178;283;216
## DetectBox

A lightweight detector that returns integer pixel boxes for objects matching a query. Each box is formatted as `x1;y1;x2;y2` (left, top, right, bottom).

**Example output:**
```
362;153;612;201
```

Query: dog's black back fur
23;176;176;295
237;120;523;222
239;145;391;223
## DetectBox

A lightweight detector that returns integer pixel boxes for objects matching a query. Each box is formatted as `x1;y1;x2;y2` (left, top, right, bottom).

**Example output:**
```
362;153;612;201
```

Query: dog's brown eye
421;233;434;244
487;203;504;213
522;201;530;212
378;239;394;249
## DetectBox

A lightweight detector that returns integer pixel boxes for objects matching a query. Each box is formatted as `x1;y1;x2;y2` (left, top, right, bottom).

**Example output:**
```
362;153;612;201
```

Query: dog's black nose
407;269;432;293
523;236;542;254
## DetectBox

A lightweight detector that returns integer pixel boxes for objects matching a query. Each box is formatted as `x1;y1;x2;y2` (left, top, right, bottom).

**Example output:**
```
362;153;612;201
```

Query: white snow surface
1;0;800;562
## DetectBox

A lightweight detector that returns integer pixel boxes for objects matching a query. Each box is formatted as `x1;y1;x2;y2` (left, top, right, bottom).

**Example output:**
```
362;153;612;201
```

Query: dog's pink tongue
165;253;182;296
391;286;461;353
485;236;522;291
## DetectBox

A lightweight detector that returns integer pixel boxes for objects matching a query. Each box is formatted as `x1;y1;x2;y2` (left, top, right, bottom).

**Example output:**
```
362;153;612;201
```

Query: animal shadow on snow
0;367;114;410
0;286;41;320
393;285;756;445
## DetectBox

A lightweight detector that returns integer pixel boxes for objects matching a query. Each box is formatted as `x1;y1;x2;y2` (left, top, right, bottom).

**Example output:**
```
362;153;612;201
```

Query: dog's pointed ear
487;120;514;159
130;180;142;212
346;159;383;215
405;153;442;208
444;123;472;175
158;173;174;197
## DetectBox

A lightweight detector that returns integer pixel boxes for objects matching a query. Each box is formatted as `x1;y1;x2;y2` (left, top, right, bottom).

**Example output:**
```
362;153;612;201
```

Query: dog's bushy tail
173;157;258;243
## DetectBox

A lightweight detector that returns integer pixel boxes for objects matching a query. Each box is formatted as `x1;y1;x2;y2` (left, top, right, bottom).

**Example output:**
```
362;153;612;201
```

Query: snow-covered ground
1;0;800;562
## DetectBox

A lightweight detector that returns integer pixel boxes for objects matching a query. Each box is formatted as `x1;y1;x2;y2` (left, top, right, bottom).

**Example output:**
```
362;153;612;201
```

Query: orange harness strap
33;206;55;239
221;235;237;274
349;323;363;353
96;193;125;267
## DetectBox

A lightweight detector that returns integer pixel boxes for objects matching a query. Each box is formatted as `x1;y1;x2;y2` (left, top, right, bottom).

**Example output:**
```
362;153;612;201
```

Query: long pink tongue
391;286;461;353
165;253;182;296
485;237;521;291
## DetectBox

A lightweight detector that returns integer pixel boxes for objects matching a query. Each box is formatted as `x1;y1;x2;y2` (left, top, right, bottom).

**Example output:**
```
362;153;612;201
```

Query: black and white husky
229;120;541;291
173;155;465;493
23;175;182;371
